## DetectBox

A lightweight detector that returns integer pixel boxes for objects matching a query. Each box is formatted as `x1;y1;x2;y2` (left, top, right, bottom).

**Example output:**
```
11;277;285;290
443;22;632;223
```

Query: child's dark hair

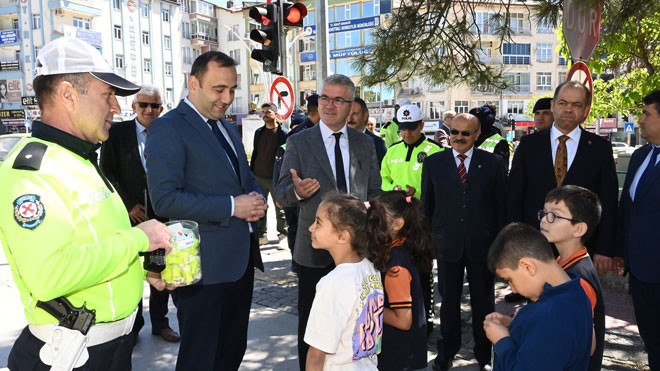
320;192;369;257
366;191;434;273
544;185;602;243
487;223;555;273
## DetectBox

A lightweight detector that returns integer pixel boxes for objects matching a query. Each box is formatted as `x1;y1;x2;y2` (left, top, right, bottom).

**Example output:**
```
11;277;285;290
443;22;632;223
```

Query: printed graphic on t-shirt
352;274;384;360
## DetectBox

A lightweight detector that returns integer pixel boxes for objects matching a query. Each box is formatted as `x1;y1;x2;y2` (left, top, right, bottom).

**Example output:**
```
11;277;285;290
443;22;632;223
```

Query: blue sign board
624;122;634;133
0;30;18;45
330;46;373;59
329;16;380;33
301;52;316;63
76;29;103;47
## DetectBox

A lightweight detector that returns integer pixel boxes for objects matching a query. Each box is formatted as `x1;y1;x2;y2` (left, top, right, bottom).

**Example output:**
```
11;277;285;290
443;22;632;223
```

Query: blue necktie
208;119;240;178
635;146;660;199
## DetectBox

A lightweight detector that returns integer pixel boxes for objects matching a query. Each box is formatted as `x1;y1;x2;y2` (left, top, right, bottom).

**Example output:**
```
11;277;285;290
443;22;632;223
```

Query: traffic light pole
277;0;287;78
315;0;329;93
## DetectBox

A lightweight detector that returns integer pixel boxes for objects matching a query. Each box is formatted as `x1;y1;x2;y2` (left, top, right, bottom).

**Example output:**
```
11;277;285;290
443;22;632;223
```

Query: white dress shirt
452;146;475;174
319;120;351;193
550;124;582;170
629;144;660;201
135;119;148;171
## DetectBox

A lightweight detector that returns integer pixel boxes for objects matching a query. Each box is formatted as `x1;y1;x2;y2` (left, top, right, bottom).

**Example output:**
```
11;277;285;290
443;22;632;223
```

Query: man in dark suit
615;90;660;369
422;113;506;371
507;80;618;276
274;74;382;370
434;110;455;149
100;85;180;343
348;97;387;167
145;52;267;370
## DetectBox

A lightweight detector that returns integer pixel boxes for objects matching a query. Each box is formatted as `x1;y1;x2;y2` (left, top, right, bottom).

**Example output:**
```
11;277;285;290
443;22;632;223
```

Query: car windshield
0;136;24;161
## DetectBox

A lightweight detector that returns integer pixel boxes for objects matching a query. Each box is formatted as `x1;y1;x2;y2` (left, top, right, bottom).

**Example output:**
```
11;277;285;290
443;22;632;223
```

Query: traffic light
282;2;307;28
249;3;281;74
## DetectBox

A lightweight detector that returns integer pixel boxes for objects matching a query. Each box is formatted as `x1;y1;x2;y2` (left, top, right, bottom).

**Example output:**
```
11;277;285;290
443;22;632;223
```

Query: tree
355;0;654;98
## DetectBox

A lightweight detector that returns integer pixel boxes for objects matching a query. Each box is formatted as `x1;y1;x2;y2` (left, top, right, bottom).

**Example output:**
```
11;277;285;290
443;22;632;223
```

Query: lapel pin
588;140;592;145
478;164;482;169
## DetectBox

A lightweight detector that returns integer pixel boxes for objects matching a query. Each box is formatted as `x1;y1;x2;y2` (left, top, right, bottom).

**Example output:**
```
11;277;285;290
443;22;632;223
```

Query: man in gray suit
275;74;382;369
145;51;267;370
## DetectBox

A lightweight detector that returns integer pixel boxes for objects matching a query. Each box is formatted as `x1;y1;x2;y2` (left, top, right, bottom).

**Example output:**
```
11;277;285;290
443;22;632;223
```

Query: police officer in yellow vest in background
470;105;510;172
0;37;173;371
381;103;444;198
380;98;411;148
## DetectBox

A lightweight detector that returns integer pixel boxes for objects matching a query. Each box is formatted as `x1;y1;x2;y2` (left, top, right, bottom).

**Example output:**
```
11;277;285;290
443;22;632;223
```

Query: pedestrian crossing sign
624;122;634;133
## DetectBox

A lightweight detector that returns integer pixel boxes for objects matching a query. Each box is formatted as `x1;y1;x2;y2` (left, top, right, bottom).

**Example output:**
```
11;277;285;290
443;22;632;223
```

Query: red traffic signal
249;3;281;74
283;3;307;28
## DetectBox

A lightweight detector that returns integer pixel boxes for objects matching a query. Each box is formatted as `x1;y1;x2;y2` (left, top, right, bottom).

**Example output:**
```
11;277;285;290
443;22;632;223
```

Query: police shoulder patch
13;194;46;230
417;152;427;163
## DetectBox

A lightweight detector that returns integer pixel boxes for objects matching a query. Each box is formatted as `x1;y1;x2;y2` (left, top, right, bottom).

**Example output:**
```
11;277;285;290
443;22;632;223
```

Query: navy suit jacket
422;148;507;263
507;128;618;257
617;144;660;283
145;100;264;285
366;129;387;168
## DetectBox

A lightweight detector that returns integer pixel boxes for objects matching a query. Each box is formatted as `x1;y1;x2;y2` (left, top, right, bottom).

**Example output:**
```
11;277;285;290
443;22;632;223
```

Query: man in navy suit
615;90;660;369
145;52;267;370
347;97;387;167
507;81;618;276
100;85;180;343
423;113;506;371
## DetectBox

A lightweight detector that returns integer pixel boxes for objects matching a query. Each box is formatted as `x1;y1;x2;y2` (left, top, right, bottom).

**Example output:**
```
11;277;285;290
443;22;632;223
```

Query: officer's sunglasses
136;102;162;109
450;129;476;137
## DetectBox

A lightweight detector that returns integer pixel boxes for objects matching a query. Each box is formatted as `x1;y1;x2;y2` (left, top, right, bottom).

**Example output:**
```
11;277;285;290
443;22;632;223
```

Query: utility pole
315;0;329;93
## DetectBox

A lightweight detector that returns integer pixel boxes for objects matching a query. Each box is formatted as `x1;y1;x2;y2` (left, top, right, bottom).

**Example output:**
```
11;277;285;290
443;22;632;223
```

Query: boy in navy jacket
484;223;592;371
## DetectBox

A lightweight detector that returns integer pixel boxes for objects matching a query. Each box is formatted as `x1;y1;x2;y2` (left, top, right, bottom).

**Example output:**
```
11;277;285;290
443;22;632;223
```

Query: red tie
457;154;467;185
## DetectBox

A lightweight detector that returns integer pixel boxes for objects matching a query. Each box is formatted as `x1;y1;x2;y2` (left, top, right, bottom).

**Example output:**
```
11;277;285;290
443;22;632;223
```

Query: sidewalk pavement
0;241;649;370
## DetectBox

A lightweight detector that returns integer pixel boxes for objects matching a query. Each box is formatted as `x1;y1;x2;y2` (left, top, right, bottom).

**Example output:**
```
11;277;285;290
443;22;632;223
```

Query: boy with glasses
539;185;604;371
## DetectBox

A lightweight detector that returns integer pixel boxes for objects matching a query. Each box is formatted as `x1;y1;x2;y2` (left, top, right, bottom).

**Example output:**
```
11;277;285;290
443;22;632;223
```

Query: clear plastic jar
162;220;202;287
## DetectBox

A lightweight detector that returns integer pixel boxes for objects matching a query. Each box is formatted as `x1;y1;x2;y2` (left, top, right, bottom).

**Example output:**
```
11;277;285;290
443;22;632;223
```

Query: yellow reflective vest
381;136;444;198
0;122;148;325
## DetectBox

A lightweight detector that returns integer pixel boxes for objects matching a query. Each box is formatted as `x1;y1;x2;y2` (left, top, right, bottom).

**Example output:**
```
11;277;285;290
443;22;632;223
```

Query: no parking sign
269;77;295;121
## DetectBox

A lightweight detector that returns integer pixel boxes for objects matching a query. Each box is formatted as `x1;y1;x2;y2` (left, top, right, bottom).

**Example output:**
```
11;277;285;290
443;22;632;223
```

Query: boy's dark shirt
493;271;592;371
559;248;605;371
378;241;427;371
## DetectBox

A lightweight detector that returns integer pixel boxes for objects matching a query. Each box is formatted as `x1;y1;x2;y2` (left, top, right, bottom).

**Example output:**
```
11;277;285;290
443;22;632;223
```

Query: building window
33;46;40;57
183;72;189;88
229;49;241;64
362;0;379;17
236;74;241;89
115;54;124;69
252;72;261;84
559;50;567;66
32;14;41;30
142;31;149;45
143;59;151;73
113;25;122;40
429;102;445;120
537;43;552;62
472;11;496;34
503;43;530;64
164;35;171;49
162;9;170;22
558;72;567;84
166;88;173;103
182;0;192;13
503;72;531;93
227;25;239;41
304;10;315;26
536;72;552;91
507;100;525;115
73;16;91;30
182;22;190;39
113;0;121;10
537;17;553;33
300;64;315;81
165;62;172;76
182;47;191;64
141;3;149;17
192;48;201;60
509;13;526;34
13;18;19;30
454;101;469;114
15;50;20;60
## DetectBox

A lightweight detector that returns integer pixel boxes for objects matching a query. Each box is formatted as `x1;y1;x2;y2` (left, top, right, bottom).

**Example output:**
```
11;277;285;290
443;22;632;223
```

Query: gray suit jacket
145;100;264;285
274;123;382;268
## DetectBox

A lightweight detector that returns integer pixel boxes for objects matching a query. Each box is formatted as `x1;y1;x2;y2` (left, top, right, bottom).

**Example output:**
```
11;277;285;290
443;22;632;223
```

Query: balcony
48;0;102;16
504;85;531;94
191;33;218;48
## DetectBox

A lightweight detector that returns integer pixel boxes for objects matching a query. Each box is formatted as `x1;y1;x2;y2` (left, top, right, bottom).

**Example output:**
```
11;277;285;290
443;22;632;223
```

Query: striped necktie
457;154;467;185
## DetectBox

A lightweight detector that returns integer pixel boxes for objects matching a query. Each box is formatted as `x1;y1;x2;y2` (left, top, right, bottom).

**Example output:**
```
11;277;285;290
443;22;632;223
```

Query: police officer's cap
396;104;423;130
34;37;141;96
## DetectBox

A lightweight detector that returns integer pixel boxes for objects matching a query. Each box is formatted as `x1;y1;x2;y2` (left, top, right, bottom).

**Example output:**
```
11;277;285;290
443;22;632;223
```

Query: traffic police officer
381;104;444;198
0;37;172;370
380;98;411;148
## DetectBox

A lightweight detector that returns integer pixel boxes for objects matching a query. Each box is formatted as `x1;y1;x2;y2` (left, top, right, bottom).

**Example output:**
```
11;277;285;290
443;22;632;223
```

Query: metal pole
278;0;287;78
315;0;328;92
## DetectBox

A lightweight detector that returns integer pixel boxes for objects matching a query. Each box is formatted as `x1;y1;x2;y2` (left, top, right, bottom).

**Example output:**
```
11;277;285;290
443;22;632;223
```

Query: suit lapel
465;148;482;188
539;129;555;176
125;121;144;174
625;145;651;193
347;128;359;191
635;145;660;201
565;130;590;183
177;101;239;183
443;150;462;187
307;125;337;187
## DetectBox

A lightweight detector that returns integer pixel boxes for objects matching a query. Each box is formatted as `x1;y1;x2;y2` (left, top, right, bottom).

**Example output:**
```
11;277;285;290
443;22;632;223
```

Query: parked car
0;133;28;162
612;141;634;154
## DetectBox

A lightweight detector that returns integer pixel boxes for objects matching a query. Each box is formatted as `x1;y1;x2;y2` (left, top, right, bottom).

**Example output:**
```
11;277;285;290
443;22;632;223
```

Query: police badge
417;152;427;163
13;194;46;230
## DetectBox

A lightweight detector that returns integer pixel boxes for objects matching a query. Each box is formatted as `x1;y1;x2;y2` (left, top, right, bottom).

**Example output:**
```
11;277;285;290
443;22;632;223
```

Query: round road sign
567;61;593;121
269;76;295;121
